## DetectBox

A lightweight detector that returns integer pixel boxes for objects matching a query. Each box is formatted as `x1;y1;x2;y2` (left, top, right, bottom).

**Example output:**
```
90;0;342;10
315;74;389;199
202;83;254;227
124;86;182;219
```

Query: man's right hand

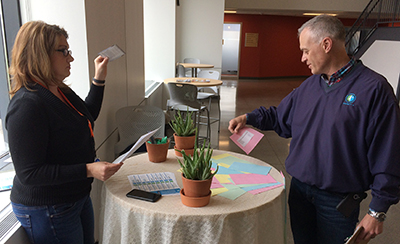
228;114;247;133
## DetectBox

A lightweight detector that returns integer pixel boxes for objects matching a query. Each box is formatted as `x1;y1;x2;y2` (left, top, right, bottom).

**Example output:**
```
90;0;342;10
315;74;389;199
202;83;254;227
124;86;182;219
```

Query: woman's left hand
86;161;123;181
94;55;109;81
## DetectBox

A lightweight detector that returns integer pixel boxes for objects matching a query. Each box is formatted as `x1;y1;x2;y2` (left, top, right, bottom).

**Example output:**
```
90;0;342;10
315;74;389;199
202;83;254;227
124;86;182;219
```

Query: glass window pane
0;117;7;156
0;0;21;214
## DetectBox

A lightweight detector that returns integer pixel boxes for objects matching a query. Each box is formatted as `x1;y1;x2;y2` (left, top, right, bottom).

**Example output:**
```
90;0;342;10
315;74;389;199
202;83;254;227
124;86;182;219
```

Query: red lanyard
57;88;94;137
32;80;94;137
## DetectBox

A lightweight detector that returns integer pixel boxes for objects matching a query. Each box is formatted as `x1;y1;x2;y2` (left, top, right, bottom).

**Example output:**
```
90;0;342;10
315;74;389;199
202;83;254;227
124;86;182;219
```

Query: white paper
344;226;365;244
98;44;125;61
112;127;160;164
127;172;181;195
237;130;254;147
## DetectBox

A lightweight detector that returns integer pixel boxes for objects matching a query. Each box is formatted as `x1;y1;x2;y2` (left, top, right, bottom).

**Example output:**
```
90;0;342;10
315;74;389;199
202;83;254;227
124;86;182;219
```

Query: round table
164;77;223;87
179;63;214;77
100;149;286;244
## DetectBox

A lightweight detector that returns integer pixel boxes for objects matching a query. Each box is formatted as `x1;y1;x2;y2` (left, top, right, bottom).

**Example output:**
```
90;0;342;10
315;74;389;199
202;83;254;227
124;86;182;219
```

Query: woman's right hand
86;161;123;181
93;55;109;81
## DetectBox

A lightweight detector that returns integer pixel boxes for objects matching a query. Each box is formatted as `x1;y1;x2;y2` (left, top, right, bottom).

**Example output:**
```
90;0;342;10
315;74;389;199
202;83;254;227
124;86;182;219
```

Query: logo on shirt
343;93;356;106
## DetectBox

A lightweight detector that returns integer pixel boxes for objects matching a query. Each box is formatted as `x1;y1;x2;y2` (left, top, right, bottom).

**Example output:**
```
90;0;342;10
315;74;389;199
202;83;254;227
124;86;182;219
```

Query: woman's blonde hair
9;21;69;95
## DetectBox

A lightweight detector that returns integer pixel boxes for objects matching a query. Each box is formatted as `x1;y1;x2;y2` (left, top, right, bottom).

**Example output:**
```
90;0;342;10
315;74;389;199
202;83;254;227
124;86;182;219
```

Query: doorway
222;23;241;77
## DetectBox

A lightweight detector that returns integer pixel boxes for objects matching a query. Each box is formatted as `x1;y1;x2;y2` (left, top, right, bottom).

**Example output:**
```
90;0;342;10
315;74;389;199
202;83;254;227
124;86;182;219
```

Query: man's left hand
356;214;383;242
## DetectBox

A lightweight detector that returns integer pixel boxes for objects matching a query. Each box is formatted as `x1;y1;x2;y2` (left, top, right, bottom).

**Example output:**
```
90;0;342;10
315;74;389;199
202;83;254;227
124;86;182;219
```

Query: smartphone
126;189;161;202
336;192;367;218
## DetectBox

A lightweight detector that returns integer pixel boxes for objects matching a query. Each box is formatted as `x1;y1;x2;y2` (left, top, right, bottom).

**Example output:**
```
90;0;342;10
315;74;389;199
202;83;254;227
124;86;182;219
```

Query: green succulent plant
176;138;219;180
147;136;168;144
169;109;197;137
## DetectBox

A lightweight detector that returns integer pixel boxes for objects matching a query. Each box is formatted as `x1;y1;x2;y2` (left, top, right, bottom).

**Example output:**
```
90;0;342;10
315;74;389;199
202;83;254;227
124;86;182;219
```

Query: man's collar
321;58;356;86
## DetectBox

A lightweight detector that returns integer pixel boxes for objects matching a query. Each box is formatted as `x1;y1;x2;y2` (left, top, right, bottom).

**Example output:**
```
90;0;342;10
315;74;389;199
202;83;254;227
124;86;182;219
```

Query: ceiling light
303;13;337;16
224;10;237;14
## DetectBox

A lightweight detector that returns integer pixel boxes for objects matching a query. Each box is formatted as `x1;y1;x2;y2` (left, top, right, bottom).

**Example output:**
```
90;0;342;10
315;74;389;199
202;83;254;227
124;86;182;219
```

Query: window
0;0;21;154
0;0;21;242
144;79;163;98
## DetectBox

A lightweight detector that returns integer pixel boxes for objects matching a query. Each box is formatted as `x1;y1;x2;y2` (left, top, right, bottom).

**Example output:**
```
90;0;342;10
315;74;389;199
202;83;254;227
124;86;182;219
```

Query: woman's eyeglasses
56;49;72;57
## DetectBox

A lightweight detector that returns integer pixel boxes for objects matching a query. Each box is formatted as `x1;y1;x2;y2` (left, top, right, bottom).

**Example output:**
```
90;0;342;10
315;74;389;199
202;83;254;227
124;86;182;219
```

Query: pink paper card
230;127;264;154
211;177;224;189
248;183;285;195
230;173;277;185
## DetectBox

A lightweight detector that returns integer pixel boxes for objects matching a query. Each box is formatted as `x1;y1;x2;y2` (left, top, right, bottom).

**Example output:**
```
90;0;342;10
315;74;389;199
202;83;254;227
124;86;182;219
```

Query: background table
164;77;223;87
100;149;286;244
179;63;214;77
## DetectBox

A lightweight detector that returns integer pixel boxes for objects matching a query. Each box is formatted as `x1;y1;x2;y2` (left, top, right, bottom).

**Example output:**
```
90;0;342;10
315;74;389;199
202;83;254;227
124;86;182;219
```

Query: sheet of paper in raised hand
98;44;125;61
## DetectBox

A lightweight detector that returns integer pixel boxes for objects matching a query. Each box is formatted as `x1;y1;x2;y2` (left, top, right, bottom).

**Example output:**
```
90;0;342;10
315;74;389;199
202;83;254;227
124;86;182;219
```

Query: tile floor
211;76;399;244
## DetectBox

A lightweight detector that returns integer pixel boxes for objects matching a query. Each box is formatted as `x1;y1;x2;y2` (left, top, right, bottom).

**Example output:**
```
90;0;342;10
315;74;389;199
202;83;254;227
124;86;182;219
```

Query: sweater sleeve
6;94;88;186
84;83;105;121
246;90;295;138
366;88;400;212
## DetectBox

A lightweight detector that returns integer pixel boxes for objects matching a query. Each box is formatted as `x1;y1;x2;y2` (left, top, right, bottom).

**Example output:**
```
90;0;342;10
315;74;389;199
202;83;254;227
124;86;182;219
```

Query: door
222;23;241;77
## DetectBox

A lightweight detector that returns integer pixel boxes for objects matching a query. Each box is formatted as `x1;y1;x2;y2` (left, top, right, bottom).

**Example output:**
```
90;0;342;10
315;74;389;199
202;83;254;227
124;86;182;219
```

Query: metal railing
345;0;400;56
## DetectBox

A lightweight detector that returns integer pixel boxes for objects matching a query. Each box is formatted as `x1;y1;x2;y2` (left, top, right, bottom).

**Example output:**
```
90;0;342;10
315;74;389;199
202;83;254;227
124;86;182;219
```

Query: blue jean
288;178;359;244
12;195;94;244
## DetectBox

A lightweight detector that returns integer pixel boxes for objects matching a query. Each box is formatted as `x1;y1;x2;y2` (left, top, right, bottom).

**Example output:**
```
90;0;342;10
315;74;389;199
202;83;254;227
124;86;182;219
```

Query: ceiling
225;8;364;19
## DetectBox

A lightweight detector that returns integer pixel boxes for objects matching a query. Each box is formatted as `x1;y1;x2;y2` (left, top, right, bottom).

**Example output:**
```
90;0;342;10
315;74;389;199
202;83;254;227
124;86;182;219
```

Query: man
228;15;400;244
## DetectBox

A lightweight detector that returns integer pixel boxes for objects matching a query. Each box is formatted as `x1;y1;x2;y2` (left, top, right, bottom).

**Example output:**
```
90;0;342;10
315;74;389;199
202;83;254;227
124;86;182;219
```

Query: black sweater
6;83;104;206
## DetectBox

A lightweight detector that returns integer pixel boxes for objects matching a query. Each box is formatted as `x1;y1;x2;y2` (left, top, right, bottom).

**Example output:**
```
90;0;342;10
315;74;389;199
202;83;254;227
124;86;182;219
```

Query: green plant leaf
178;140;215;180
169;109;196;137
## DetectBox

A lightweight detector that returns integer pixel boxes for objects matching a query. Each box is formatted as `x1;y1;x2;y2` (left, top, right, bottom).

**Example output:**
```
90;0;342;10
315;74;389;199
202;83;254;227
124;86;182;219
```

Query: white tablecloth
100;149;286;244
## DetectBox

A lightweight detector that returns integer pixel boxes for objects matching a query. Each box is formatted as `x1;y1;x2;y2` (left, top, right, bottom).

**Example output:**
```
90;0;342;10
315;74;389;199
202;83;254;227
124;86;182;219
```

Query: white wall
19;0;90;98
360;40;400;94
124;1;145;107
176;0;224;73
144;0;176;81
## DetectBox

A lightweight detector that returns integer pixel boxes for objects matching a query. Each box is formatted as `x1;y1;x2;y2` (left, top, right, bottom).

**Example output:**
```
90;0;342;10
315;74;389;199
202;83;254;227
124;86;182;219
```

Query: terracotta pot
181;173;212;197
173;133;195;150
145;139;170;163
180;188;211;207
174;146;194;157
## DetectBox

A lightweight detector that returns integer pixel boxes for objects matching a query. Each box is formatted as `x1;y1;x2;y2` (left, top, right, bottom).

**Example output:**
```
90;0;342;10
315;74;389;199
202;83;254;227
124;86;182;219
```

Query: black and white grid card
98;44;125;61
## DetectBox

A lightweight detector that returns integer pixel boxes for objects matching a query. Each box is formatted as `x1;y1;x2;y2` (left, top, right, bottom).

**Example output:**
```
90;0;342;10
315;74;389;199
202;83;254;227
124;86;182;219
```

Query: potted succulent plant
145;136;170;163
169;109;197;156
176;141;218;207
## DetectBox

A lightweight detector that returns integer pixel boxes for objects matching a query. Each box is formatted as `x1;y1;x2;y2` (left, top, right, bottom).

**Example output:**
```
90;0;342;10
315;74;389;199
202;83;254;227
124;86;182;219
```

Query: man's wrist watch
368;208;386;222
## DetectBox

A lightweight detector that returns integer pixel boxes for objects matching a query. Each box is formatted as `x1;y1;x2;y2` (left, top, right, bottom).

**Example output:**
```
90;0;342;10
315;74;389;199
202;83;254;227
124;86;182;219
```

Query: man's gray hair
298;15;346;43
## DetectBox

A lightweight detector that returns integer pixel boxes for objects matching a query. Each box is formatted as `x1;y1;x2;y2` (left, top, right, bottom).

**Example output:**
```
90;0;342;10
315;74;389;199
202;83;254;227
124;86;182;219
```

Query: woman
6;21;123;244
